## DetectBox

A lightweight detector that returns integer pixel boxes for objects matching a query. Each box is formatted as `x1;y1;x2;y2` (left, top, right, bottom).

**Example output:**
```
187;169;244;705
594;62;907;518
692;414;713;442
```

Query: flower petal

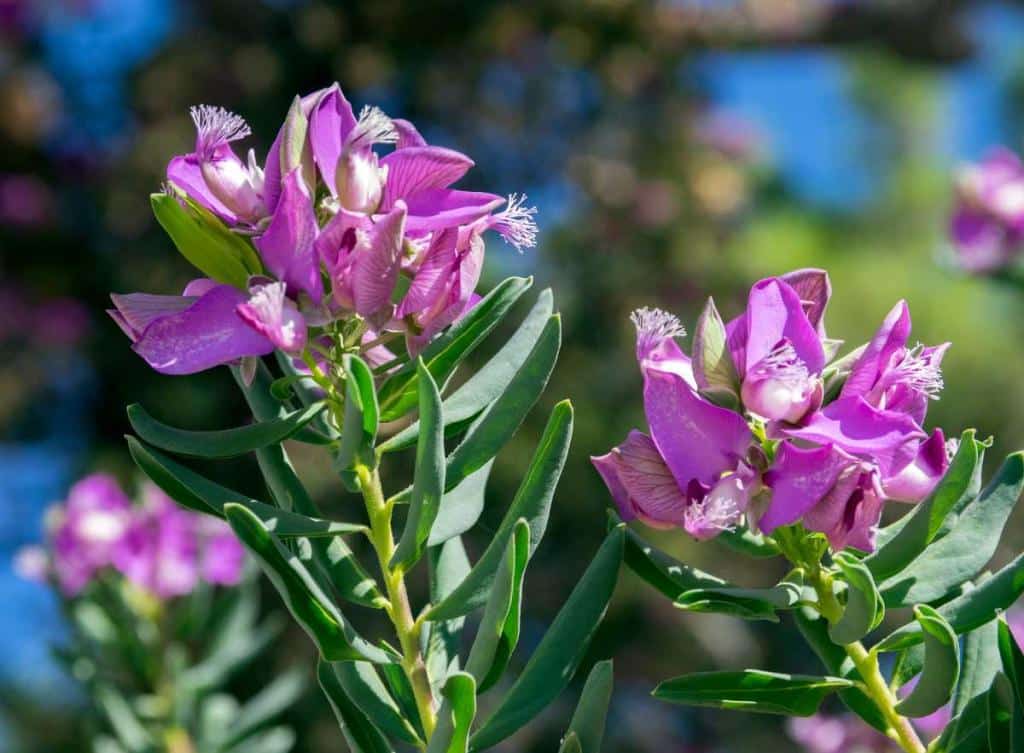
592;430;689;529
167;154;237;224
882;428;948;503
351;201;407;318
841;301;911;399
779;268;831;337
253;168;323;302
380;146;474;210
744;277;825;376
308;84;358;195
760;443;855;533
403;189;505;232
236;281;308;354
642;367;752;489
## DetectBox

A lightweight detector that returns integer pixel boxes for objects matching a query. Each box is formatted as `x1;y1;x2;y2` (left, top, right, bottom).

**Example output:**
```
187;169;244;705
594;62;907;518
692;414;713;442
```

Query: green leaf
676;581;802;623
426;401;572;621
442;315;561;492
425;538;471;692
221;670;306;749
895;605;960;718
381;289;554;453
335;661;423;745
793;608;888;732
866;430;985;580
392;360;446;571
127;436;363;538
653;670;853;716
127;402;326;459
224;504;387;663
998;615;1024;712
955;619;1000;717
317;659;394;753
878;553;1024;651
427;672;476;753
94;685;153;753
558;732;583;753
427;461;493;547
315;537;385;609
468;526;624;751
879;452;1024;607
936;692;989;753
619;519;729;599
377;276;533;421
829;551;884;644
464;520;529;692
151;190;262;288
337;354;380;479
692;297;739;397
715;526;781;559
379;663;426;742
563;660;614;753
988;673;1016;753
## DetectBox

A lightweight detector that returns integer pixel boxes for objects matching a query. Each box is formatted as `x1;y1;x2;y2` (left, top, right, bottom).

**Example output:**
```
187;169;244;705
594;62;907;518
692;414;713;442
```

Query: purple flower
787;713;897;753
592;309;757;539
167;106;267;226
50;474;133;596
723;273;828;424
950;148;1024;272
236;280;308;355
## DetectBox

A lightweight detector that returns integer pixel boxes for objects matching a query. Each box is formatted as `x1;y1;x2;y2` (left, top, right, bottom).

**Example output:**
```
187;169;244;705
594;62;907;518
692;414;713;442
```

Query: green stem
808;568;926;753
356;464;437;743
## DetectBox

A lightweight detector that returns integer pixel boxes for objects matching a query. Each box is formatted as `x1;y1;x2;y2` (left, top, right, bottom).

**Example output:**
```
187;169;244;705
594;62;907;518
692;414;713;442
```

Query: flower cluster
109;84;537;375
17;473;244;598
950;147;1024;272
593;269;949;551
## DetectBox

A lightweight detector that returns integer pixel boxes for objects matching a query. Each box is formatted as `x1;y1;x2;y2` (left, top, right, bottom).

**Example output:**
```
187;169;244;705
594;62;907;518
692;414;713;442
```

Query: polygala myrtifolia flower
950;147;1024;273
17;473;244;598
109;83;537;375
593;268;950;551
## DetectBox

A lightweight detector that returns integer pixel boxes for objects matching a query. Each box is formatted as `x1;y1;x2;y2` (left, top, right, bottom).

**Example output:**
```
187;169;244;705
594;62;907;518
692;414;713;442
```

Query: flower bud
200;153;266;223
741;370;821;423
336;150;387;214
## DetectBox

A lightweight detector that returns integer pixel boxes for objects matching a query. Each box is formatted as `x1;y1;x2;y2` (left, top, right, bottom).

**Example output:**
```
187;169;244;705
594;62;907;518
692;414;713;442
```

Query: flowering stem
806;568;926;753
356;464;437;744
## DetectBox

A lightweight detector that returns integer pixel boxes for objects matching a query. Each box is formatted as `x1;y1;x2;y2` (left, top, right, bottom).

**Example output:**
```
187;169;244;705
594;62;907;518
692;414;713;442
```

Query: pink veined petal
351;202;407;317
262;87;329;213
167;154;240;225
841;301;912;399
253;168;323;303
802;468;882;551
109;293;197;336
779;268;831;337
131;284;274;375
882;428;948;503
642;367;753;490
393;118;428;148
308;84;358;195
236;282;308;354
592;430;689;529
782;396;926;473
379;146;475;210
760;443;856;533
403;189;505;232
397;228;458;317
744;277;826;376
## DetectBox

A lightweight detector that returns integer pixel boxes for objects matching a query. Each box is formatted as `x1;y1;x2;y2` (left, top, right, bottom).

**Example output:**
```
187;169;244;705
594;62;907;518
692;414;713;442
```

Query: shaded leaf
895;605;960;718
317;659;393;753
563;660;614;753
653;670;853;716
427;672;476;753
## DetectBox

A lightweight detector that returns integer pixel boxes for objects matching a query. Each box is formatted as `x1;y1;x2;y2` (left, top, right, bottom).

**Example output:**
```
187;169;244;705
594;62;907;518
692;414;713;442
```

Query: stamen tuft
493;193;538;251
749;341;811;386
190;105;251;158
348;105;399;150
892;343;944;400
631;307;686;355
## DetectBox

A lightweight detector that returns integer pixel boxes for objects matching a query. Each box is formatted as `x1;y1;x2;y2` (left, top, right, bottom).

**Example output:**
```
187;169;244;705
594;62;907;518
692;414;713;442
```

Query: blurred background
3;0;1024;750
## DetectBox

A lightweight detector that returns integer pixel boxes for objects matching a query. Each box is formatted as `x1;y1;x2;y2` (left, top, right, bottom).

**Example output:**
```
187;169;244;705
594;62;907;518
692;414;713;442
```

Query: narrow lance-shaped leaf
676;579;803;623
879;452;1024;607
127;402;327;459
562;660;614;753
427;401;572;621
618;515;728;598
426;672;476;753
224;504;387;663
391;359;445;571
829;551;884;644
424;538;471;693
151;190;262;288
381;289;555;453
220;670;306;749
377;276;533;422
715;526;781;559
442;315;560;493
464;520;529;692
317;659;393;753
334;661;423;746
558;733;583;753
953;618;1000;717
467;526;624;752
427;461;493;548
653;670;854;716
895;605;960;718
998;616;1024;712
336;354;379;481
866;430;984;579
127;436;364;538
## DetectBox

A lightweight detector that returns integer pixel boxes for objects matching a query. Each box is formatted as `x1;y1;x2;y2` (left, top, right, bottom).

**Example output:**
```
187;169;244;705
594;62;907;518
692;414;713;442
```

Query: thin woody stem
356;464;437;743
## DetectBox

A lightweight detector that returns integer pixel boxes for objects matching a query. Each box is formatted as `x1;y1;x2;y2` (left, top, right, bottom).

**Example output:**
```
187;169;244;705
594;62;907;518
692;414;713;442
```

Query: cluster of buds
108;84;537;376
16;473;244;598
950;148;1024;273
593;269;949;552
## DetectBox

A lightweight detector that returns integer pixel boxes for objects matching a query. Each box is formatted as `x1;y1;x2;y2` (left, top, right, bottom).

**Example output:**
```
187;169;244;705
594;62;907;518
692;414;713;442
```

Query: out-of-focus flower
0;173;55;228
20;474;244;599
950;148;1024;272
787;713;898;753
592;308;757;539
